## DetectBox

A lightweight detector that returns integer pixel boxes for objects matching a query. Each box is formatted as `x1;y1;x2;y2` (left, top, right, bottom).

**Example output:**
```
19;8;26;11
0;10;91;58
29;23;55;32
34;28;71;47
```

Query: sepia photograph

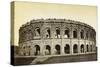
11;1;97;65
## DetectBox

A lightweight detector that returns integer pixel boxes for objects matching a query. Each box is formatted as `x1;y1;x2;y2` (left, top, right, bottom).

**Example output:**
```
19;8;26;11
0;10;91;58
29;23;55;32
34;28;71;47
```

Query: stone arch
80;30;84;39
34;45;40;56
73;44;78;53
45;28;51;38
86;44;89;52
23;53;26;56
27;46;31;56
90;30;94;40
55;27;60;38
45;45;51;55
35;27;40;36
80;44;84;53
64;44;70;54
23;46;26;56
29;45;35;56
23;46;25;49
73;29;77;38
55;45;61;54
23;45;31;56
64;28;70;38
90;45;92;52
22;29;33;41
86;31;88;39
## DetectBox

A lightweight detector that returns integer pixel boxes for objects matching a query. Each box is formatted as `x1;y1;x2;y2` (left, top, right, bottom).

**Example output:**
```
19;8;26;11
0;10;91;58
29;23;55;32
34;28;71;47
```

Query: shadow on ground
14;53;97;66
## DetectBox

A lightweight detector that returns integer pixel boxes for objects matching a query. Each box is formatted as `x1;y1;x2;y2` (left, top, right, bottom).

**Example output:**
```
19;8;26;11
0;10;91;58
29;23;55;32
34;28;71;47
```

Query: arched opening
55;45;60;54
45;45;51;55
23;46;26;56
90;33;93;39
34;45;40;56
90;45;92;52
23;53;26;56
56;28;60;38
86;31;88;39
28;46;31;56
80;44;84;53
64;29;70;38
35;27;40;36
23;46;25;49
80;30;84;39
93;32;96;40
64;44;70;54
22;30;33;41
86;45;89;52
73;30;77;38
45;28;51;38
73;44;78;53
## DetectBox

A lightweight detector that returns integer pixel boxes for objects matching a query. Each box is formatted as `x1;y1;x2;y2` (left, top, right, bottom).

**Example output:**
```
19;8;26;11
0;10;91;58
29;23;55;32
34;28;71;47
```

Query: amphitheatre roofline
20;18;95;31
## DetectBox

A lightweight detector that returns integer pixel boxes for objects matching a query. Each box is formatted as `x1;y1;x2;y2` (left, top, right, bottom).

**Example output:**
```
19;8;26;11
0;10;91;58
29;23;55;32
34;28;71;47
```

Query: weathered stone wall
18;19;96;57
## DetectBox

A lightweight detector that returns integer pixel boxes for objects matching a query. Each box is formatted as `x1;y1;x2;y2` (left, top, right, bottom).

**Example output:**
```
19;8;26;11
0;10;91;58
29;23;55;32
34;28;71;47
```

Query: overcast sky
13;1;97;46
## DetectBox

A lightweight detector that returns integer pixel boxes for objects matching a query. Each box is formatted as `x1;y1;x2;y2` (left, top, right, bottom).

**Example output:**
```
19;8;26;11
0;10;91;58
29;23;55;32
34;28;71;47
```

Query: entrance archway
34;45;40;56
80;30;84;39
90;45;92;52
56;28;60;38
73;30;77;38
55;45;60;54
86;45;89;52
64;29;70;38
35;27;40;36
64;44;70;54
80;44;84;53
45;45;51;55
73;44;78;53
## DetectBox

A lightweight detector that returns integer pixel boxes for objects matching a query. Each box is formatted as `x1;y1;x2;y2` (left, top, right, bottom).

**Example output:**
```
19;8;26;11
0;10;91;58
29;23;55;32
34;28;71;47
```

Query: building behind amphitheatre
18;18;96;57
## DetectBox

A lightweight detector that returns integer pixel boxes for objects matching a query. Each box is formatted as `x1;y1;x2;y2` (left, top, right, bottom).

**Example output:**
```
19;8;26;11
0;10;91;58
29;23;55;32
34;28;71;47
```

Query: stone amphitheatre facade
18;18;96;57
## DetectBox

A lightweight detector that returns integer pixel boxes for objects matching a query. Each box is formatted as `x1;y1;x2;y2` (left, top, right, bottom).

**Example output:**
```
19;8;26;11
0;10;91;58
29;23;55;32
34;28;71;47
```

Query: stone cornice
19;18;95;32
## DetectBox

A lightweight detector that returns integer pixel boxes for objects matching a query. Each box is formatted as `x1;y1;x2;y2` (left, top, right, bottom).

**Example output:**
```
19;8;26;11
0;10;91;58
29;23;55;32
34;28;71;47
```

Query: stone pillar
94;45;96;52
78;44;80;54
84;28;87;54
70;43;73;55
78;25;80;54
40;45;44;56
51;45;55;55
50;24;55;55
60;24;65;55
30;46;35;56
84;44;86;53
70;25;73;55
93;44;95;52
42;46;45;56
61;45;65;55
89;45;91;52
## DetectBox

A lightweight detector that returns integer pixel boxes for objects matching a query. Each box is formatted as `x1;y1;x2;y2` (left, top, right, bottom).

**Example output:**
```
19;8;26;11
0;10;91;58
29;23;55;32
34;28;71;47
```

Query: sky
13;1;97;46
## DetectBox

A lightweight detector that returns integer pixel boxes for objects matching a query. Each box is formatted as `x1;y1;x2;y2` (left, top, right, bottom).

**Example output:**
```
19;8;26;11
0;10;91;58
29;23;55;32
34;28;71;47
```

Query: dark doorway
73;30;77;38
64;44;70;54
55;45;60;54
81;44;84;53
45;45;51;55
73;44;78;53
80;30;84;39
86;45;89;52
34;45;40;56
65;29;70;38
56;28;60;38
